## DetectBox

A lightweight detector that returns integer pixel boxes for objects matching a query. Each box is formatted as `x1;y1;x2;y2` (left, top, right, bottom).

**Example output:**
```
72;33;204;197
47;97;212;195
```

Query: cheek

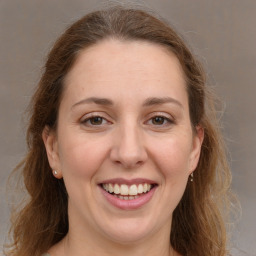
151;134;193;211
58;134;110;179
150;133;193;180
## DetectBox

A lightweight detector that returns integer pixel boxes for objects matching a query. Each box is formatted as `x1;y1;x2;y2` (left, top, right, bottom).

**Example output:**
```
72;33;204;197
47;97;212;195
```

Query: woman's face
44;39;203;244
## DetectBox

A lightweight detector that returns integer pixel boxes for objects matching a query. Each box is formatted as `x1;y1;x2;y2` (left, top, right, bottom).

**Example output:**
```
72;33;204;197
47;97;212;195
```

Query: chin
99;218;156;245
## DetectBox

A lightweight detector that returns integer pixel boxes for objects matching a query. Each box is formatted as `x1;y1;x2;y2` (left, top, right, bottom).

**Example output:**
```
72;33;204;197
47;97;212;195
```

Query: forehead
63;39;187;106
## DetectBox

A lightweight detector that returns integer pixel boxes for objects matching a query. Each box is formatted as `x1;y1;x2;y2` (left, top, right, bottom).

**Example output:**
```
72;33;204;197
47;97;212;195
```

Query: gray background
0;0;255;255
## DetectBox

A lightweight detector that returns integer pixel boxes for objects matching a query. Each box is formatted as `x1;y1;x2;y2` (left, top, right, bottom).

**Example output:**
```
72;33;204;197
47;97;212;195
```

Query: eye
81;115;109;126
146;114;174;127
151;116;167;125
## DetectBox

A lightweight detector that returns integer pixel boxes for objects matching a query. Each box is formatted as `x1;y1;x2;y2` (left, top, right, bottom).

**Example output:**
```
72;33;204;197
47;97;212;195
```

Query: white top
42;254;50;256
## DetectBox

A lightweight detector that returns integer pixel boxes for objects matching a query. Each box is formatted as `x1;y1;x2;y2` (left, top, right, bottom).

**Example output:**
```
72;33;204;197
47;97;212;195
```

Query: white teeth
103;184;109;191
102;183;154;197
138;184;144;193
108;184;114;193
120;184;129;195
129;184;138;195
115;195;139;200
114;184;120;194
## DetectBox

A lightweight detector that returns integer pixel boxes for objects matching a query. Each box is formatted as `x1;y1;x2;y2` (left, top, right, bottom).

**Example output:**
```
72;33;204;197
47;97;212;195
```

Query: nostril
109;136;148;168
115;159;144;169
112;149;147;169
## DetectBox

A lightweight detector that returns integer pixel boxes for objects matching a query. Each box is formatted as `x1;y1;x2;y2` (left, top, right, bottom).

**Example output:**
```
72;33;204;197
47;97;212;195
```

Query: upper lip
99;178;158;186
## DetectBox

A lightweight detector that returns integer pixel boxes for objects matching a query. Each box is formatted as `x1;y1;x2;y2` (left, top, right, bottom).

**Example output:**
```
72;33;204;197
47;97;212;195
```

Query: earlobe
42;126;62;178
189;125;204;173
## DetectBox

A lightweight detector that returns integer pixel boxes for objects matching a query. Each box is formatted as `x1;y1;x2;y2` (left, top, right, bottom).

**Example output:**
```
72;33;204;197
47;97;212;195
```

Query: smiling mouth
100;183;157;200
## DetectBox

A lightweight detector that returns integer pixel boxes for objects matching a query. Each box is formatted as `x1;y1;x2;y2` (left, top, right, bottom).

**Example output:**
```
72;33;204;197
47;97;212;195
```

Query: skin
43;39;204;256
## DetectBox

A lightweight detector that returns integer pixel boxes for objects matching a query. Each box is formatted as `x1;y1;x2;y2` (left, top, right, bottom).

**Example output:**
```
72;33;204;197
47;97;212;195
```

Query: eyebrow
71;97;114;109
142;97;183;108
71;96;183;109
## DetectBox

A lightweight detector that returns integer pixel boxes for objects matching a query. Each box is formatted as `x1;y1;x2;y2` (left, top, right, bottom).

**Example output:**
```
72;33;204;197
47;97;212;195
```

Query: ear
42;126;63;178
188;125;204;173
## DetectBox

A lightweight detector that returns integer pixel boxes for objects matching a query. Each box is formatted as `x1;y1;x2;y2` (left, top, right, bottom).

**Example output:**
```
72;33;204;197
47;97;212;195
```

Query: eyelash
146;115;174;127
81;114;110;127
80;113;174;128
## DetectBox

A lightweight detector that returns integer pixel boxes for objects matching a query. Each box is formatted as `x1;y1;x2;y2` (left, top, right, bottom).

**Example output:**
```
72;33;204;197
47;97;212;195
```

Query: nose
110;124;148;169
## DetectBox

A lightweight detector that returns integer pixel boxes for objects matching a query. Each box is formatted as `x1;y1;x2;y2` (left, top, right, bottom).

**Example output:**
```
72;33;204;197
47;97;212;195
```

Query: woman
6;5;233;256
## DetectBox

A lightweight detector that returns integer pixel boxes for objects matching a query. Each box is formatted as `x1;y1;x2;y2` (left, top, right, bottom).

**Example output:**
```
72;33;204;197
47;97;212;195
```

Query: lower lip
100;186;157;210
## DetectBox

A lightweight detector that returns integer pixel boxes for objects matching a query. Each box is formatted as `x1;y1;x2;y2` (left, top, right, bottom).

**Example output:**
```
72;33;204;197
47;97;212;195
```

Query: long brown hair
6;5;233;256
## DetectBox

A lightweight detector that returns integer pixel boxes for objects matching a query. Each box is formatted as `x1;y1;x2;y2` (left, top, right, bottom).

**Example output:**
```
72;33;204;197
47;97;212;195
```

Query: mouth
98;179;158;210
100;183;157;200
